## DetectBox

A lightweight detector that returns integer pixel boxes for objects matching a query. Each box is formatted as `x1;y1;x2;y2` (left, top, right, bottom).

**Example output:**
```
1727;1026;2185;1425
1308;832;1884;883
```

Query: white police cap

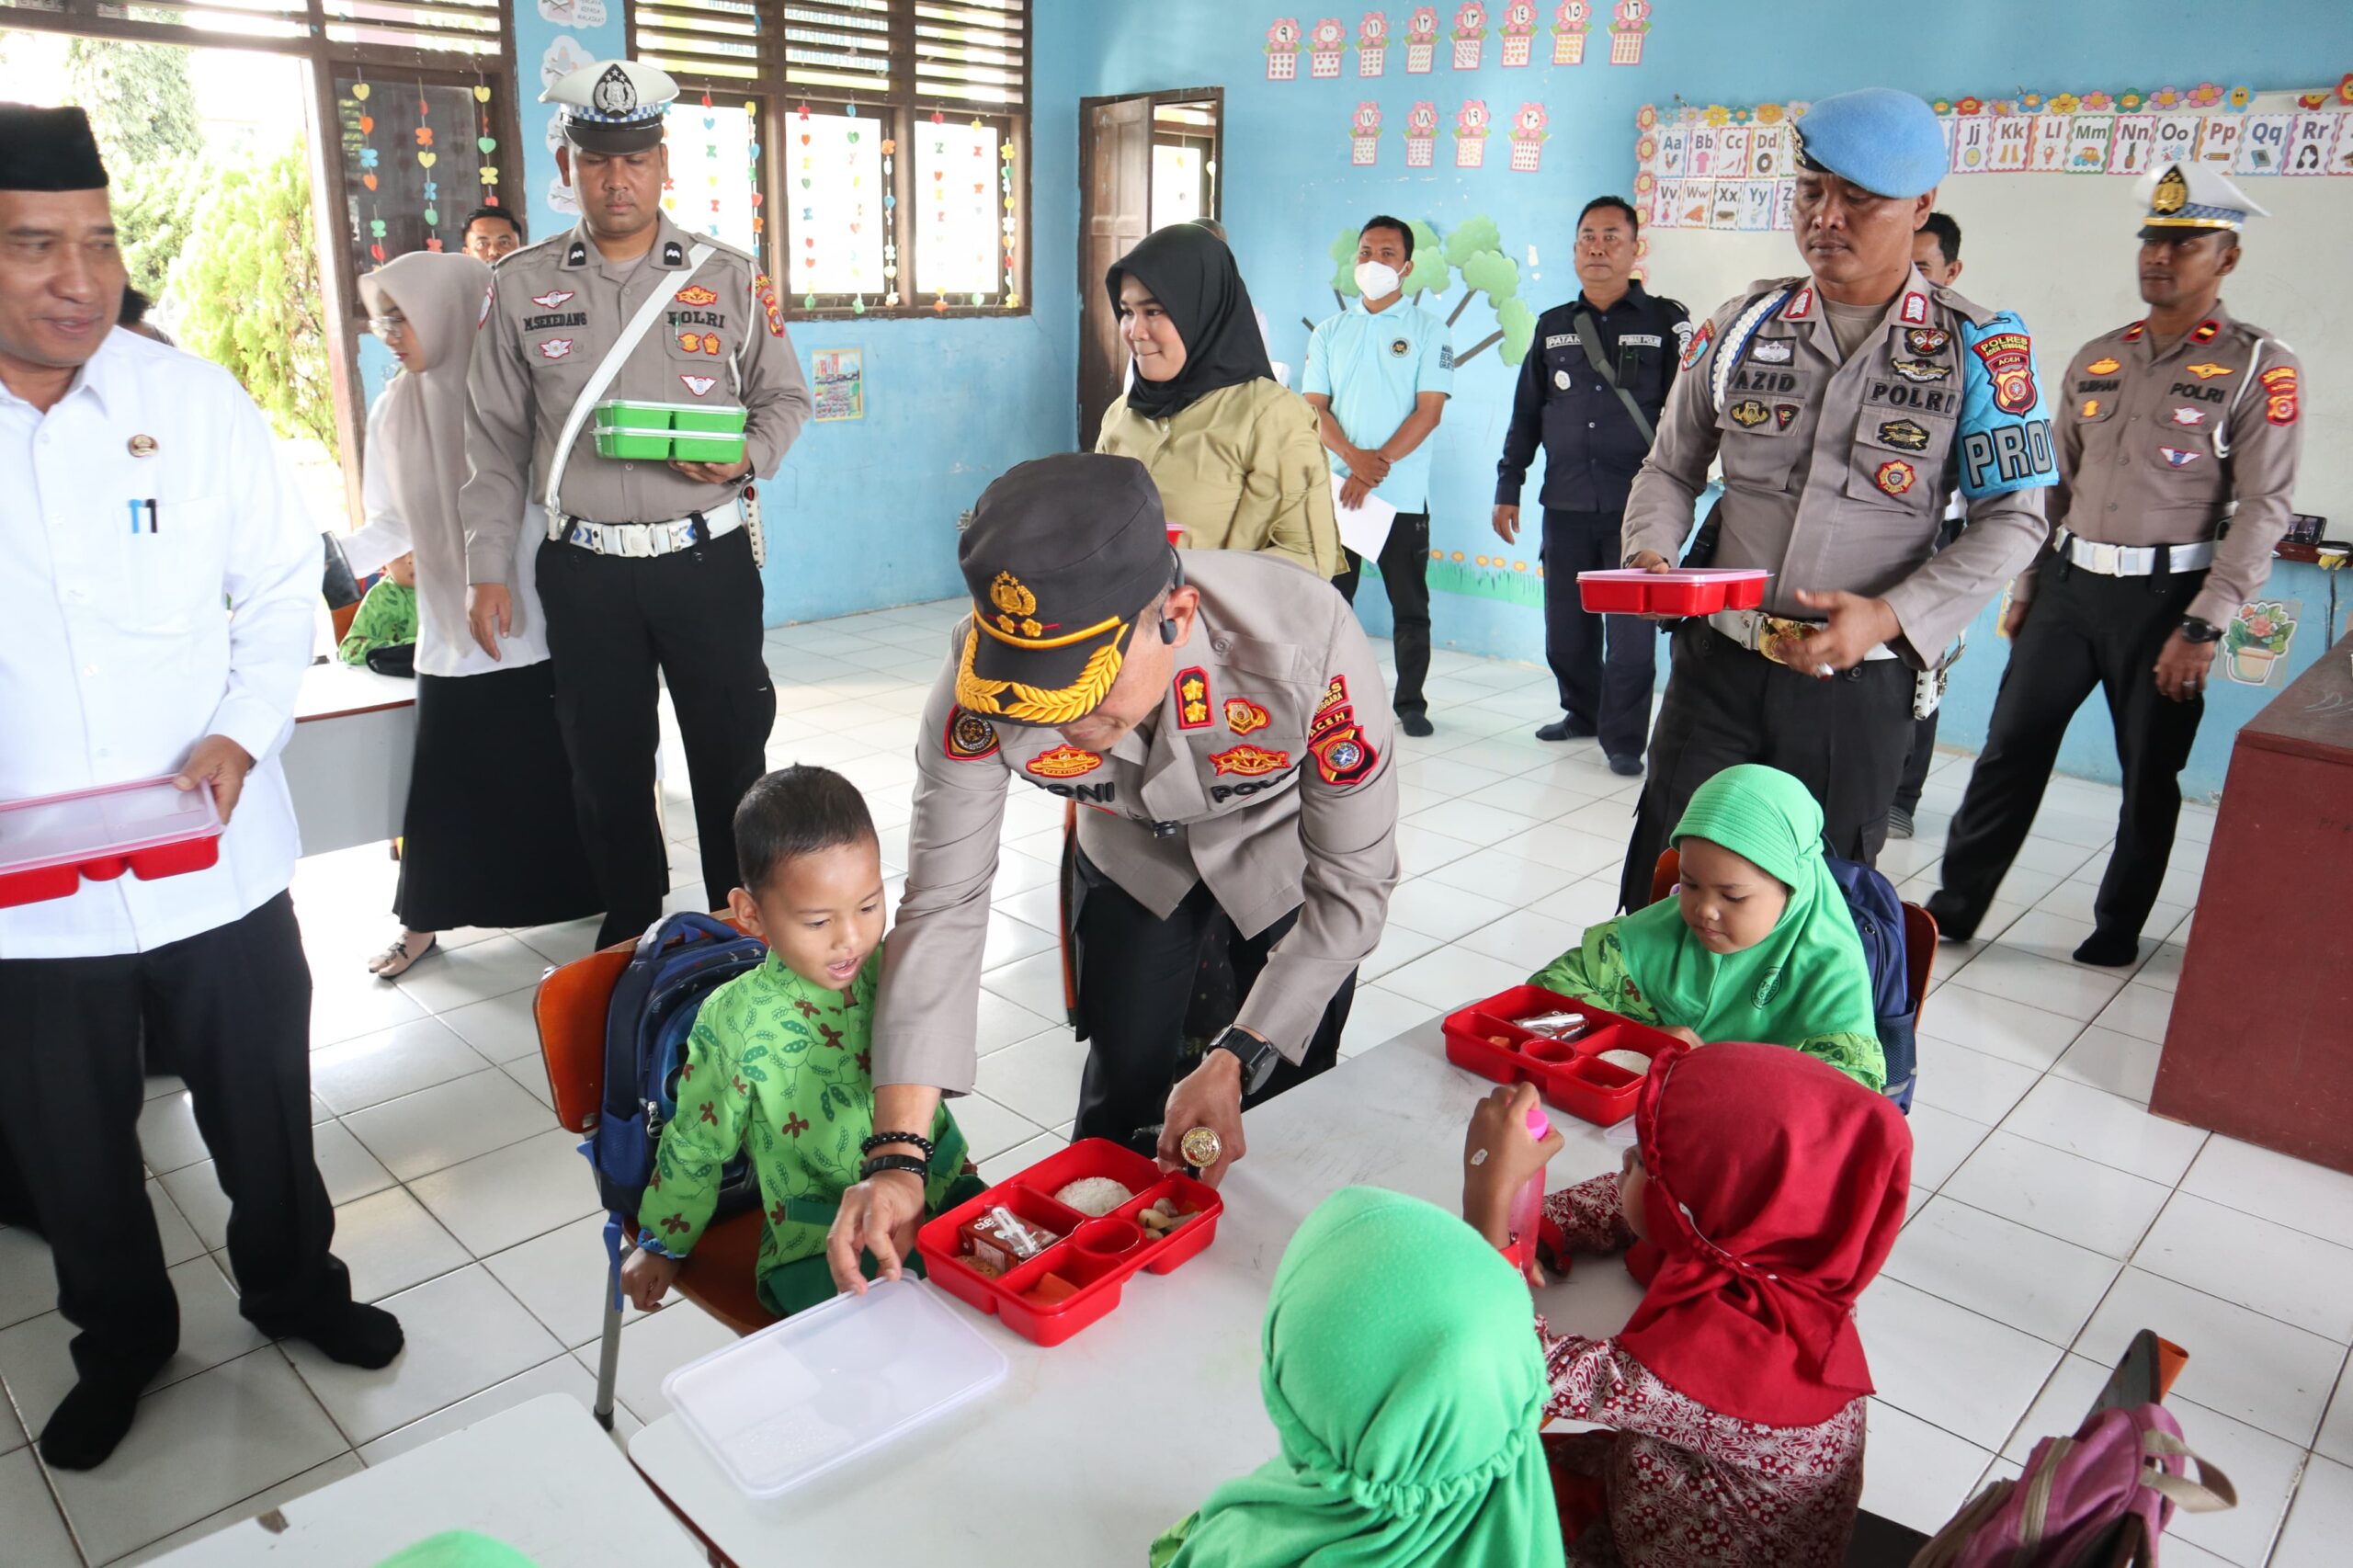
2137;161;2268;238
541;60;676;153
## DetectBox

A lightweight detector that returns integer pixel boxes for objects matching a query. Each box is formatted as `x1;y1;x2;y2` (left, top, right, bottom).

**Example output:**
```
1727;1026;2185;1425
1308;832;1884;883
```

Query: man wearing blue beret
1612;87;2056;915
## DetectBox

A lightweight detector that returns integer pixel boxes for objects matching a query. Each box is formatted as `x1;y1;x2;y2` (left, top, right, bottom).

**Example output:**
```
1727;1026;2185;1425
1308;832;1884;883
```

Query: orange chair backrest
531;915;755;1134
330;599;361;643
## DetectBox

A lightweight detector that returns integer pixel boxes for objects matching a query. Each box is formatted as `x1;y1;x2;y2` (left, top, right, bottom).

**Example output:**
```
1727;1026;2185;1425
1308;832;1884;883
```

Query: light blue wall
1077;0;2353;798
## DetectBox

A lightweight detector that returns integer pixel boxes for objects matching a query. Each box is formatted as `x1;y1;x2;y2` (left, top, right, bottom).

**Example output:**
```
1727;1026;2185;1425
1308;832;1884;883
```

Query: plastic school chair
532;927;777;1432
1647;847;1938;1027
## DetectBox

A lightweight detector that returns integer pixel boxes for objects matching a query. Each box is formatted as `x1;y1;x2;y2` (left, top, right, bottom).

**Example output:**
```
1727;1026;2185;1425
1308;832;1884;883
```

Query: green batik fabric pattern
336;579;417;665
1526;917;1883;1094
634;950;972;1305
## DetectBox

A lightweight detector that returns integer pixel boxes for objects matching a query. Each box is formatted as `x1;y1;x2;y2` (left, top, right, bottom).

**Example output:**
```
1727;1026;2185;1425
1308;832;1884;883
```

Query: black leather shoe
1399;713;1435;738
2073;929;2141;968
1923;891;1978;943
1535;716;1597;742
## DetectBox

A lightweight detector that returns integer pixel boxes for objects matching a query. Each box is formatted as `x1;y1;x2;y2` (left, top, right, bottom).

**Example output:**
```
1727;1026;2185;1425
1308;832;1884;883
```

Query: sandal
366;932;438;980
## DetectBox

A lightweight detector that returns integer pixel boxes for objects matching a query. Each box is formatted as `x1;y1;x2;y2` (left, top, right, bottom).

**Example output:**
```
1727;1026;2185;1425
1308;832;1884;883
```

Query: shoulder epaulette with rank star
2190;318;2221;345
2123;321;2146;343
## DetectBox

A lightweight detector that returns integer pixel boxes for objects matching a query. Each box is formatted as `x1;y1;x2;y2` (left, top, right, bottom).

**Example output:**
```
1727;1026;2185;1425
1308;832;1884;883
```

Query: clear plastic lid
661;1277;1008;1499
0;777;220;875
1574;567;1772;582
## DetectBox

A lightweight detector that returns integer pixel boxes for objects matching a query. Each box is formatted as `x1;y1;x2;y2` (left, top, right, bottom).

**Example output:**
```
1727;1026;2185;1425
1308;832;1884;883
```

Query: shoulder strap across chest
1711;286;1795;417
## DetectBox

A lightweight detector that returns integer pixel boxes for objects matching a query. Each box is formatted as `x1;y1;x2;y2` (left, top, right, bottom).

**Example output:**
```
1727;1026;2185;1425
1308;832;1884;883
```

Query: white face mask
1354;259;1403;299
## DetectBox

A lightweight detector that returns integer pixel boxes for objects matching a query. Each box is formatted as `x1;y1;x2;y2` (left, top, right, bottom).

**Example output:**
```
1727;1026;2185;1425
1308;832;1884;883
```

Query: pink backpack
1910;1403;2235;1568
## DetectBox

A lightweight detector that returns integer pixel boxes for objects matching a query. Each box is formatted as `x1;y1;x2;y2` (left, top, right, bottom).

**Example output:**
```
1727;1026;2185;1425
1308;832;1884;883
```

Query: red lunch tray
915;1138;1222;1346
1576;567;1769;617
0;776;222;910
1442;984;1680;1127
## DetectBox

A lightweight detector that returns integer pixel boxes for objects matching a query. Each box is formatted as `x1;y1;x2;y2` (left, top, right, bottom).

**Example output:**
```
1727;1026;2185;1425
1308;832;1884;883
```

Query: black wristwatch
1211;1027;1281;1096
2179;617;2222;644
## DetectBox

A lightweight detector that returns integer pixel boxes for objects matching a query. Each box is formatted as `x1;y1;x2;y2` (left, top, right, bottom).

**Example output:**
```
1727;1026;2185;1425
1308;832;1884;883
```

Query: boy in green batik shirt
336;551;418;666
621;766;986;1319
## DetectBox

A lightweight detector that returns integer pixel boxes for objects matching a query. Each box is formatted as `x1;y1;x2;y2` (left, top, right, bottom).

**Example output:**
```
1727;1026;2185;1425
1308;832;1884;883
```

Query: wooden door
1078;95;1154;449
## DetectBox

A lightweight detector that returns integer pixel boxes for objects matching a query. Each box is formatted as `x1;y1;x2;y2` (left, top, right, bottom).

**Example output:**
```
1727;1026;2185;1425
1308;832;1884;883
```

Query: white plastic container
661;1277;1008;1499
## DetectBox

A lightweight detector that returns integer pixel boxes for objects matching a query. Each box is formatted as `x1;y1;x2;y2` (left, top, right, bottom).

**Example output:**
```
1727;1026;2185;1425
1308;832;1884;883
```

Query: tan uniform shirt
2029;304;2303;628
459;214;813;585
1094;381;1344;578
871;551;1400;1095
1622;268;2052;665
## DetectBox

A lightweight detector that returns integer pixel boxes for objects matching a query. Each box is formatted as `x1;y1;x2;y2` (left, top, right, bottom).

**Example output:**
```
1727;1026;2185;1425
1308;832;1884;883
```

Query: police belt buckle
563;509;741;558
2055;529;2218;578
1709;608;1901;671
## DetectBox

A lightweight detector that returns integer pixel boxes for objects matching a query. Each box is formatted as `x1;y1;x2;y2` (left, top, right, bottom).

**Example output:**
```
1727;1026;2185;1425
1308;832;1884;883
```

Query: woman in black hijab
1096;222;1338;577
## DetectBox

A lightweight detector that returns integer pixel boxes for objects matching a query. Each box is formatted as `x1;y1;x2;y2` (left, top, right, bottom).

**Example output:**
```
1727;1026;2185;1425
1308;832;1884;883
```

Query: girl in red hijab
1462;1042;1912;1566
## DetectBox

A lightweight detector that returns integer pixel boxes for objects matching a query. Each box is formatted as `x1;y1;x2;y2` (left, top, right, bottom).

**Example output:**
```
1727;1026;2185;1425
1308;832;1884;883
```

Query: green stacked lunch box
591;400;748;463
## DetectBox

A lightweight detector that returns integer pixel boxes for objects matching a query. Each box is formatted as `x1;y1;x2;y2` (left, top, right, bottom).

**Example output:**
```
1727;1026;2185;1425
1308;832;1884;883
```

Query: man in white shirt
0;106;402;1471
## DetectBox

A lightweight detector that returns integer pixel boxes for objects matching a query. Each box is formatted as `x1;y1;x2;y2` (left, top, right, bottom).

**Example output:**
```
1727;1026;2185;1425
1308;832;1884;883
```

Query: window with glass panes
629;0;1027;317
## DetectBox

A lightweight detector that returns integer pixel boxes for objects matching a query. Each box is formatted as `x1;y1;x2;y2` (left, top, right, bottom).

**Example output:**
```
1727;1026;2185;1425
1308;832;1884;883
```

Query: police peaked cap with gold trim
955;455;1176;727
1791;88;1947;199
541;60;676;154
2137;161;2267;239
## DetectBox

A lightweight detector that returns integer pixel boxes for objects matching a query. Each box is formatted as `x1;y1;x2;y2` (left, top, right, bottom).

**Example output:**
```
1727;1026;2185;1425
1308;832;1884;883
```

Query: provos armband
1957;312;2059;500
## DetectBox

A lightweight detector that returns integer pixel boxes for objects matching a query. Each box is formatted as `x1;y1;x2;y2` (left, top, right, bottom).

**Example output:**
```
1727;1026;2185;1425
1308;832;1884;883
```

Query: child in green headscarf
1528;765;1883;1091
1148;1187;1566;1568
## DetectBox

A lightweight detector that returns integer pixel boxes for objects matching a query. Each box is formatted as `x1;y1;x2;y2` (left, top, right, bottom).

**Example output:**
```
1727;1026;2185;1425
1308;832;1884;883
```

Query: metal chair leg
594;1247;625;1431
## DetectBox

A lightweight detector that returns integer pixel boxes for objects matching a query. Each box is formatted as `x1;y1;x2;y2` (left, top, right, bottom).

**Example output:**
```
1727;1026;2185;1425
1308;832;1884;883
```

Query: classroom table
2154;627;2353;1173
151;1393;702;1566
626;1021;1647;1565
282;660;415;857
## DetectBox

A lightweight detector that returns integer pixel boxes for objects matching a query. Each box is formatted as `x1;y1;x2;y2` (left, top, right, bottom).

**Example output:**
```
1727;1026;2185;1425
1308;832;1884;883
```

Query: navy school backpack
1825;855;1919;1111
588;912;767;1226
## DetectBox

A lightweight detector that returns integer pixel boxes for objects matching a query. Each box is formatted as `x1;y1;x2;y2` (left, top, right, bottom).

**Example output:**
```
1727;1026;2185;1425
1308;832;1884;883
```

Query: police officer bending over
825;454;1400;1291
1615;87;2056;912
460;60;812;948
1929;165;2302;967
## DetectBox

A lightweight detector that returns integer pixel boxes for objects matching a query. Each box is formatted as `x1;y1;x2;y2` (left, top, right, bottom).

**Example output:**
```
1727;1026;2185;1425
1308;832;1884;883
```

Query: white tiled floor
2;598;2344;1564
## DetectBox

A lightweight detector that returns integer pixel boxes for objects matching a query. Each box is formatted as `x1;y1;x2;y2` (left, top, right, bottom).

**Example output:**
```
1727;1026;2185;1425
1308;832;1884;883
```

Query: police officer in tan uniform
1929;165;2302;967
825;454;1399;1292
1615;87;2055;912
460;60;812;947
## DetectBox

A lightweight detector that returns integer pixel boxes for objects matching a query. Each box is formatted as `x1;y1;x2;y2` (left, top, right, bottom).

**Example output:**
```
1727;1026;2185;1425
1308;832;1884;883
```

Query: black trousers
1333;511;1432;718
1935;565;2206;942
0;894;349;1384
1070;856;1353;1151
1618;620;1915;912
1540;508;1656;758
1893;710;1940;816
537;526;778;948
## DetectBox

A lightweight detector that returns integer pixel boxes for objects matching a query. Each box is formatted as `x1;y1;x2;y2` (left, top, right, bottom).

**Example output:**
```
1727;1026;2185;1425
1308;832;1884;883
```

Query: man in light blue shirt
1304;215;1453;736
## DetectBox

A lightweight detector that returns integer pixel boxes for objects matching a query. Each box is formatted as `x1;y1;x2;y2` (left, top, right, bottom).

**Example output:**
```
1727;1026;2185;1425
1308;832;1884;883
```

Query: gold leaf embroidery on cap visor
955;623;1126;724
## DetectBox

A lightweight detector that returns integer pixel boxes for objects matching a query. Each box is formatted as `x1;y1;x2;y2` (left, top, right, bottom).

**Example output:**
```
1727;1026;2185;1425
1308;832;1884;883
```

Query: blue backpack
1825;856;1919;1111
588;912;767;1224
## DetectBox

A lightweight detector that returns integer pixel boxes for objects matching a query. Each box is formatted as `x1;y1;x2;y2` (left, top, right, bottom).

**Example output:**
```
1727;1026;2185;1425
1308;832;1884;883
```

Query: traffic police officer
1493;194;1691;774
1615;87;2056;913
1929;165;2302;967
824;453;1400;1291
460;60;812;948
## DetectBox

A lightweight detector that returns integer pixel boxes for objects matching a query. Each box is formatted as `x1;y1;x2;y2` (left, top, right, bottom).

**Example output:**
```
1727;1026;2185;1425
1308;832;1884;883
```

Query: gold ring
1179;1126;1222;1169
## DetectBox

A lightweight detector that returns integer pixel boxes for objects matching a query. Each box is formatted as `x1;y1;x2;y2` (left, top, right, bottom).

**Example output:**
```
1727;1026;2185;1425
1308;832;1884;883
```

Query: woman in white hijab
346;249;598;975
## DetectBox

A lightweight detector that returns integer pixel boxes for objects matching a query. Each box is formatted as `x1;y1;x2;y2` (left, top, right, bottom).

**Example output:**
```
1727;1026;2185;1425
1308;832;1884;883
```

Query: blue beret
1792;88;1948;199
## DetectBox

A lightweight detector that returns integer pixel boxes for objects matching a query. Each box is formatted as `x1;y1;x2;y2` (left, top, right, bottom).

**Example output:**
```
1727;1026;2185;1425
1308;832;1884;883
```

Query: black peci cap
954;454;1175;727
0;104;108;191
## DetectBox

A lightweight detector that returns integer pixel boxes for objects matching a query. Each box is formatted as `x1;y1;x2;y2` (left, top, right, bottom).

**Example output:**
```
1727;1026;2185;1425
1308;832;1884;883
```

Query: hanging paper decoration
1266;17;1303;80
1001;135;1020;308
474;77;500;211
1454;99;1490;165
881;135;900;307
1308;17;1347;76
1552;0;1590;64
1351;101;1382;165
1450;3;1486;69
1608;0;1650;65
1358;10;1389;75
1508;102;1549;170
1499;1;1536;64
1404;6;1438;73
352;75;385;261
1404;98;1438;166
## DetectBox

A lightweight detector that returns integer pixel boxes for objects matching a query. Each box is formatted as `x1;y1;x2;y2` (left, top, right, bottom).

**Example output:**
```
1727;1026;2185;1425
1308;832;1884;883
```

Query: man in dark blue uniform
1493;196;1690;775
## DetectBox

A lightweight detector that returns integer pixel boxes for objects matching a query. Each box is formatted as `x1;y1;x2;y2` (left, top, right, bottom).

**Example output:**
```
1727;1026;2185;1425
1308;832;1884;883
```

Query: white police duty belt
563;503;744;559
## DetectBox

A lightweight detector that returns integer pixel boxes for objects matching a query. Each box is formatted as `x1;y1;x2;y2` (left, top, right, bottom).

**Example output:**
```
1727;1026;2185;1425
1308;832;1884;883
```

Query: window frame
631;0;1032;320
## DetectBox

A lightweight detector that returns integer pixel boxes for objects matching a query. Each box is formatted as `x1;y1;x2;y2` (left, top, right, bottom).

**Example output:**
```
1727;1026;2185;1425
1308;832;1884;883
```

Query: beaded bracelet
860;1131;936;1162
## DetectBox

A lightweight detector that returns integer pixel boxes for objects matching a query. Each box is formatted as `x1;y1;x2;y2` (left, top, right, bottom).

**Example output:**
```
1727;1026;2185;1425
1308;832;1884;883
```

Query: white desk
151;1394;703;1566
628;1022;1644;1565
282;661;415;856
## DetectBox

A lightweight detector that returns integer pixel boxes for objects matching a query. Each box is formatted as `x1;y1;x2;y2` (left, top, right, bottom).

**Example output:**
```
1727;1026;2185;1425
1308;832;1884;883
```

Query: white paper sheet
1335;488;1397;561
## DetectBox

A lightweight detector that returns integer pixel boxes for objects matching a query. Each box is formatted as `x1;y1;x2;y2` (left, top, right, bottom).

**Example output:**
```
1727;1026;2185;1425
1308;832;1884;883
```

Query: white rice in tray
1053;1177;1134;1218
1598;1049;1653;1075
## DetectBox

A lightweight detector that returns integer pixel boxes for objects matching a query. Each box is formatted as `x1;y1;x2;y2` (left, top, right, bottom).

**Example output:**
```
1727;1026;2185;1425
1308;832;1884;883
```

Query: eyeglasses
369;311;409;341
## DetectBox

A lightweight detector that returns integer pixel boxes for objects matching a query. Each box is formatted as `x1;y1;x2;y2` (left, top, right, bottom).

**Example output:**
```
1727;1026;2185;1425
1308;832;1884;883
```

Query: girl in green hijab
1529;765;1883;1091
1149;1187;1566;1568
